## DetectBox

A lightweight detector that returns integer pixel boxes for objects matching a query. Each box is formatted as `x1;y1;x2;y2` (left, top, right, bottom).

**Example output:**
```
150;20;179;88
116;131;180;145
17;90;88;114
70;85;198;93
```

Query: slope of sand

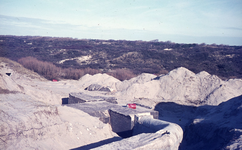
179;95;242;150
0;58;118;150
0;93;117;150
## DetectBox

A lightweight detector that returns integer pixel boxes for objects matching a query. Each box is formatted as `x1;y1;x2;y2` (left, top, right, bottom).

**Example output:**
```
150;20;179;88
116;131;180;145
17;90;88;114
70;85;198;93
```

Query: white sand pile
115;67;242;107
78;73;121;91
115;73;156;91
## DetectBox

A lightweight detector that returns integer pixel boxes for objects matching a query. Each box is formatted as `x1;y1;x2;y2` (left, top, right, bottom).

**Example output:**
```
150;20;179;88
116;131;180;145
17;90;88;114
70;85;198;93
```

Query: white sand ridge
115;67;242;107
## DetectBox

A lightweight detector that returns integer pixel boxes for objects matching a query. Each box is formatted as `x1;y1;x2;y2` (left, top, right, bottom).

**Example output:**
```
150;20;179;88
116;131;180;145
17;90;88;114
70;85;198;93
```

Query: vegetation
18;56;135;81
18;57;100;80
0;35;242;80
107;68;136;81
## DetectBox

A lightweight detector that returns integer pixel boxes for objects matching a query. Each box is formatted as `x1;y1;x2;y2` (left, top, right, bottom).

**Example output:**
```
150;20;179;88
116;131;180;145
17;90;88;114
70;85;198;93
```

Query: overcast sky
0;0;242;45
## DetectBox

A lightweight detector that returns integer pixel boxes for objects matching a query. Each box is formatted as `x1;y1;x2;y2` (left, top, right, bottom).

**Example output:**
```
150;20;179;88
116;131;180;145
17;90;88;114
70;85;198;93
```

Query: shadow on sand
154;102;215;129
71;137;122;150
154;95;242;150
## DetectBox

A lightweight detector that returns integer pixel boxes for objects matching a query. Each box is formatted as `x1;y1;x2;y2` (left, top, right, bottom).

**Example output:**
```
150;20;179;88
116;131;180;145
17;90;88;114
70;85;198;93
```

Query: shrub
61;68;84;80
83;68;100;75
18;57;100;80
18;57;60;79
107;68;136;81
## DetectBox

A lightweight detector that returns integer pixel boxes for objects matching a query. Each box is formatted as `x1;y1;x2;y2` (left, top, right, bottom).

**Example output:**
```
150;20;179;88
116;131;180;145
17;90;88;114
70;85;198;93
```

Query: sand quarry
0;57;242;150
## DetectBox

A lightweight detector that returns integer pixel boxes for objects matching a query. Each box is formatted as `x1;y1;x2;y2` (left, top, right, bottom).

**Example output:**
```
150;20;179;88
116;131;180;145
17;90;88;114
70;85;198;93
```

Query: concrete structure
67;102;158;127
67;93;183;149
85;84;114;92
68;92;117;104
109;106;158;137
94;116;183;150
68;102;119;123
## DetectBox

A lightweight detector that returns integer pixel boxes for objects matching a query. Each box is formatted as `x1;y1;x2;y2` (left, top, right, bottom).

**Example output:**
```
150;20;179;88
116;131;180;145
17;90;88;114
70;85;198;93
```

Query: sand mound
115;73;156;92
115;67;242;106
79;73;121;91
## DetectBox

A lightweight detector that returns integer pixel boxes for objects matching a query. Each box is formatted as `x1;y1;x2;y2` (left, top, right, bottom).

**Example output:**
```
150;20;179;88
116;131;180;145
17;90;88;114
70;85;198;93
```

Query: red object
128;103;136;109
52;79;58;82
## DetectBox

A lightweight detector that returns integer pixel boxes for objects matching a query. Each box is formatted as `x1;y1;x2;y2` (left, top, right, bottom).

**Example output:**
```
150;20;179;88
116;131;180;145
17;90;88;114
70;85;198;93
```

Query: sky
0;0;242;45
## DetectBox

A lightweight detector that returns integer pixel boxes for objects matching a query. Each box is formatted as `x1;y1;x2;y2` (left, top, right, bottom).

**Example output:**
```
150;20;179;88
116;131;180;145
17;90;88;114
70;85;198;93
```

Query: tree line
18;57;136;81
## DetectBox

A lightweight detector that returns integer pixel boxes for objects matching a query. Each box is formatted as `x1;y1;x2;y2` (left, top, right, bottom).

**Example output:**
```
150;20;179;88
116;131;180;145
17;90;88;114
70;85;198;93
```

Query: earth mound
116;67;242;106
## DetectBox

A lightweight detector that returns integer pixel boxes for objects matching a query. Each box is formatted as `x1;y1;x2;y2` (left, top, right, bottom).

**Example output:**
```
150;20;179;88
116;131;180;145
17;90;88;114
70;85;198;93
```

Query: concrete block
68;92;117;104
85;84;113;92
133;116;169;135
93;117;183;150
67;102;120;123
109;106;158;134
68;93;86;104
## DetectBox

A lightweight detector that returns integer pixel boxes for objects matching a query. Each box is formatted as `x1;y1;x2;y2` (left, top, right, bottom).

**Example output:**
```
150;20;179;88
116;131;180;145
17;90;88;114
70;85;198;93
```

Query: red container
52;79;58;82
128;103;136;109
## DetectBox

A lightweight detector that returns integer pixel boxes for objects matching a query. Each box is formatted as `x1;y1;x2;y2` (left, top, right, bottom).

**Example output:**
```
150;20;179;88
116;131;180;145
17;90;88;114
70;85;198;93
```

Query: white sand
0;60;118;150
115;67;242;107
